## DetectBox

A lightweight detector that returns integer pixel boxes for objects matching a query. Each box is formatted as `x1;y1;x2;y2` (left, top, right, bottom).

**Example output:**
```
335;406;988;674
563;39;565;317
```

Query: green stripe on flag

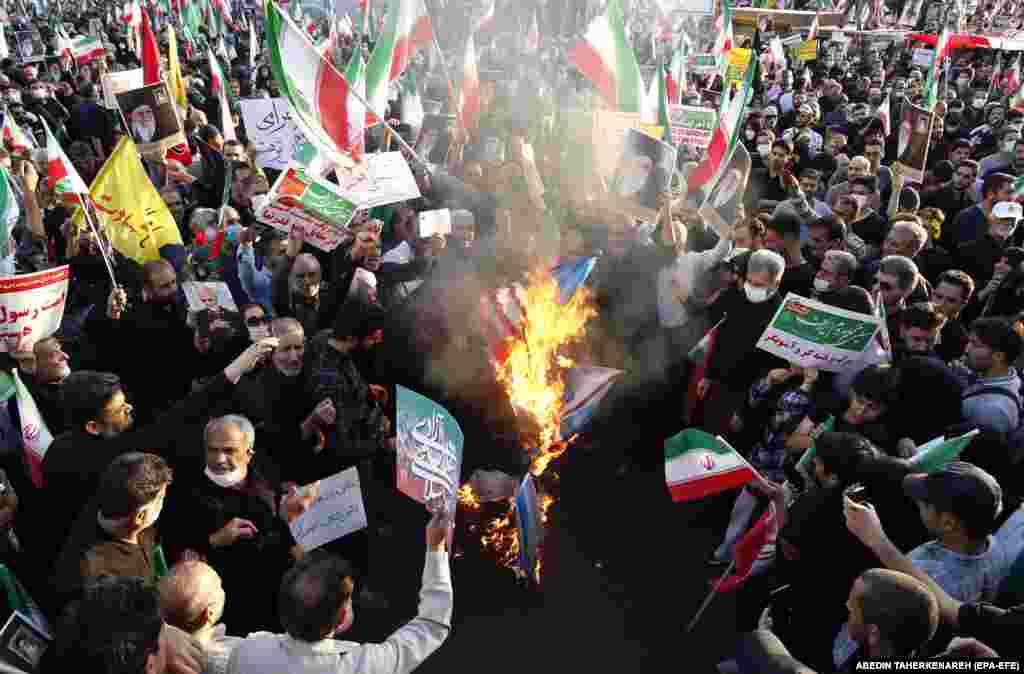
665;428;733;461
608;0;643;113
796;415;835;474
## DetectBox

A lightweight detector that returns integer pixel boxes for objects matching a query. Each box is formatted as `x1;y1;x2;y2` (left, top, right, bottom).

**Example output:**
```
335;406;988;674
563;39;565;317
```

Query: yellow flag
167;26;188;113
72;137;182;265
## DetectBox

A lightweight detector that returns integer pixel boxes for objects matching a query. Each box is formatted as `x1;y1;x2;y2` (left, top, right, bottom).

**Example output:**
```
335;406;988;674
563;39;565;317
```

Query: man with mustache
130;103;158;144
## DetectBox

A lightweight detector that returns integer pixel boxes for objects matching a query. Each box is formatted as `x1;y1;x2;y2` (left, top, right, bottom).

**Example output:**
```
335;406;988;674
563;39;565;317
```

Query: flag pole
686;559;736;632
421;0;456;100
80;198;118;287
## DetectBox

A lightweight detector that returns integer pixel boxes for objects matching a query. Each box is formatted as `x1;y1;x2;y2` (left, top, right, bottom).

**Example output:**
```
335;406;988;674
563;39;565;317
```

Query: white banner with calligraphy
395;385;464;512
289;467;368;552
756;293;883;374
0;266;69;352
239;97;309;172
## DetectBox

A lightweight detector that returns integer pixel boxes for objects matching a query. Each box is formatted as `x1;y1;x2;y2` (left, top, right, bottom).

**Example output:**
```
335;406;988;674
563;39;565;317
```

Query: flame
460;268;595;584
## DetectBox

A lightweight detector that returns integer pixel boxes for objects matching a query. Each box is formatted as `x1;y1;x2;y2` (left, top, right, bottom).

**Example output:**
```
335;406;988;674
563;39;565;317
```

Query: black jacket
707;287;785;391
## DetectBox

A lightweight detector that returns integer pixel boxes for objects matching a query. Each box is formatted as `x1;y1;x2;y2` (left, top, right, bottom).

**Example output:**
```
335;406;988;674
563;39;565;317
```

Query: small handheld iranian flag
208;47;236;141
12;370;53;489
71;34;105;64
923;28;950;110
2;113;35;154
665;429;757;502
876;92;891;137
43;119;89;206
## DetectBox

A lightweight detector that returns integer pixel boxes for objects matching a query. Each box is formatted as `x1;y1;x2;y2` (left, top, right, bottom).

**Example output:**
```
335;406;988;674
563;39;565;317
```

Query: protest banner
795;39;818;62
591;110;642;181
687;53;719;75
101;69;143;110
612;128;677;221
725;48;752;88
417;209;452;237
0;266;69;352
115;81;185;156
289;467;368;552
756;293;883;373
257;165;357;252
239;97;310;172
181;281;238;314
894;101;935;184
333;152;422;210
395;386;464;512
669;104;716;149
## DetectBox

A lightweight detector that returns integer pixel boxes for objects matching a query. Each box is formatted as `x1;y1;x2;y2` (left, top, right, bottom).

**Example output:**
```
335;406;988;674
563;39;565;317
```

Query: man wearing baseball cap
958;198;1021;291
902;461;1012;602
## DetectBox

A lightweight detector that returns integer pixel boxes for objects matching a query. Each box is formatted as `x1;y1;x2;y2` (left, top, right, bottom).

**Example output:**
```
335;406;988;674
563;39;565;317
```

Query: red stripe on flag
389;15;433;80
315;65;353;155
668;466;755;502
688;126;728;190
569;41;617;108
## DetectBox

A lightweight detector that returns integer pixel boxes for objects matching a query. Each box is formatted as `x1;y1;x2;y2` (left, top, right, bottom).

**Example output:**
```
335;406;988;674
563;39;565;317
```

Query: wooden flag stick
686;559;735;633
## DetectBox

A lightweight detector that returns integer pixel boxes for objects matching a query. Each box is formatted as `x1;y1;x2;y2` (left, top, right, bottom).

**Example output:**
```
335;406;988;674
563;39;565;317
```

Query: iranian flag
569;0;643;113
43;119;89;206
643;64;671;136
713;0;733;59
2;113;35;154
265;0;365;165
459;35;480;133
70;35;105;64
666;49;686;104
877;92;890;137
686;51;755;194
923;27;950;110
342;51;367;161
1006;59;1022;97
1013;174;1024;198
365;0;433;123
208;47;236;141
13;370;53;489
908;430;980;474
665;429;757;502
807;12;819;42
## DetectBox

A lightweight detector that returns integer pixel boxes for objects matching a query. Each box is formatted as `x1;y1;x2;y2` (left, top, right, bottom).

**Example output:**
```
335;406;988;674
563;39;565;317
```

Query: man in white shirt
227;509;453;674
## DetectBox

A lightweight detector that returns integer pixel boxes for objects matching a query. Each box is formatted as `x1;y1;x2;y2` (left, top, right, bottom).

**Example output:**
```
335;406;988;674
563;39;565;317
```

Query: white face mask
205;465;248;488
745;129;755;140
1004;140;1018;153
813;277;832;293
744;282;773;304
974;99;986;109
757;143;772;158
29;88;45;99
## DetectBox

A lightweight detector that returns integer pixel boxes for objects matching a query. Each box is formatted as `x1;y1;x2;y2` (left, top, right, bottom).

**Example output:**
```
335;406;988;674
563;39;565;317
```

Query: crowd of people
1;0;1024;672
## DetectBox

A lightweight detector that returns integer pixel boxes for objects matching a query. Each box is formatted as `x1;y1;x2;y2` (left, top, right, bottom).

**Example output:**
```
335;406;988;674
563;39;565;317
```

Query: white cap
992;201;1023;221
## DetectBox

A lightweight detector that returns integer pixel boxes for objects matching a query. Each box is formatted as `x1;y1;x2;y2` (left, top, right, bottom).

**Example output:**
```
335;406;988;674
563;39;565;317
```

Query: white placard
0;266;69;352
333;152;421;210
257;203;351;252
239;97;309;172
101;68;143;110
289;467;368;551
417;209;451;237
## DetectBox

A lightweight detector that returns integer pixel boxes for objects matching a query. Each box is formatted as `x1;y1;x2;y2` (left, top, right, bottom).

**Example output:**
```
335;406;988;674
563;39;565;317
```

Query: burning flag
664;429;757;502
461;267;598;583
560;366;623;438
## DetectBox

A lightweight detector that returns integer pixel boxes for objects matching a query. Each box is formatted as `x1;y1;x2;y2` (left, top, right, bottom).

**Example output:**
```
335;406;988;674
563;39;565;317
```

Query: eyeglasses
245;315;268;327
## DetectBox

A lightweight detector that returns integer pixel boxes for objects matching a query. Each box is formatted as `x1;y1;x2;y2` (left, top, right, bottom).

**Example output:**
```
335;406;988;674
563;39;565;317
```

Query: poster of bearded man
114;81;185;156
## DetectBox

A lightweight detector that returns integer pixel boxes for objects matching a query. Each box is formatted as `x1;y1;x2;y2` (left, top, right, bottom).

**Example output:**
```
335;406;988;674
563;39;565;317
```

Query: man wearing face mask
697;249;787;435
161;415;303;637
24;80;67;138
950;171;1014;246
83;260;197;425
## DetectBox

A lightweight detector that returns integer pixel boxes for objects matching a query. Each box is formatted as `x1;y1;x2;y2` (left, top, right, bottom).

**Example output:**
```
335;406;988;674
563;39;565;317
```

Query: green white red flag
665;429;757;502
207;47;236;141
923;27;950;110
265;0;366;165
458;35;480;133
70;35;105;64
713;0;733;59
569;0;643;113
365;0;433;124
43;119;89;206
2;112;36;154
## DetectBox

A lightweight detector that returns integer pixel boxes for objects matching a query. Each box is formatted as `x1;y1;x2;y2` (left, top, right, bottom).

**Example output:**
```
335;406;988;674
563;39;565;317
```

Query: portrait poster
611;127;677;221
894;101;934;185
0;611;49;672
698;143;752;233
100;68;143;109
14;32;45;63
114;81;184;156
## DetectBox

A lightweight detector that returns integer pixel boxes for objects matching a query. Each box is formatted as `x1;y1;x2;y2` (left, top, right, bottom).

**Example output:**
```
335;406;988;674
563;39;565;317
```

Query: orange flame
461;268;595;583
